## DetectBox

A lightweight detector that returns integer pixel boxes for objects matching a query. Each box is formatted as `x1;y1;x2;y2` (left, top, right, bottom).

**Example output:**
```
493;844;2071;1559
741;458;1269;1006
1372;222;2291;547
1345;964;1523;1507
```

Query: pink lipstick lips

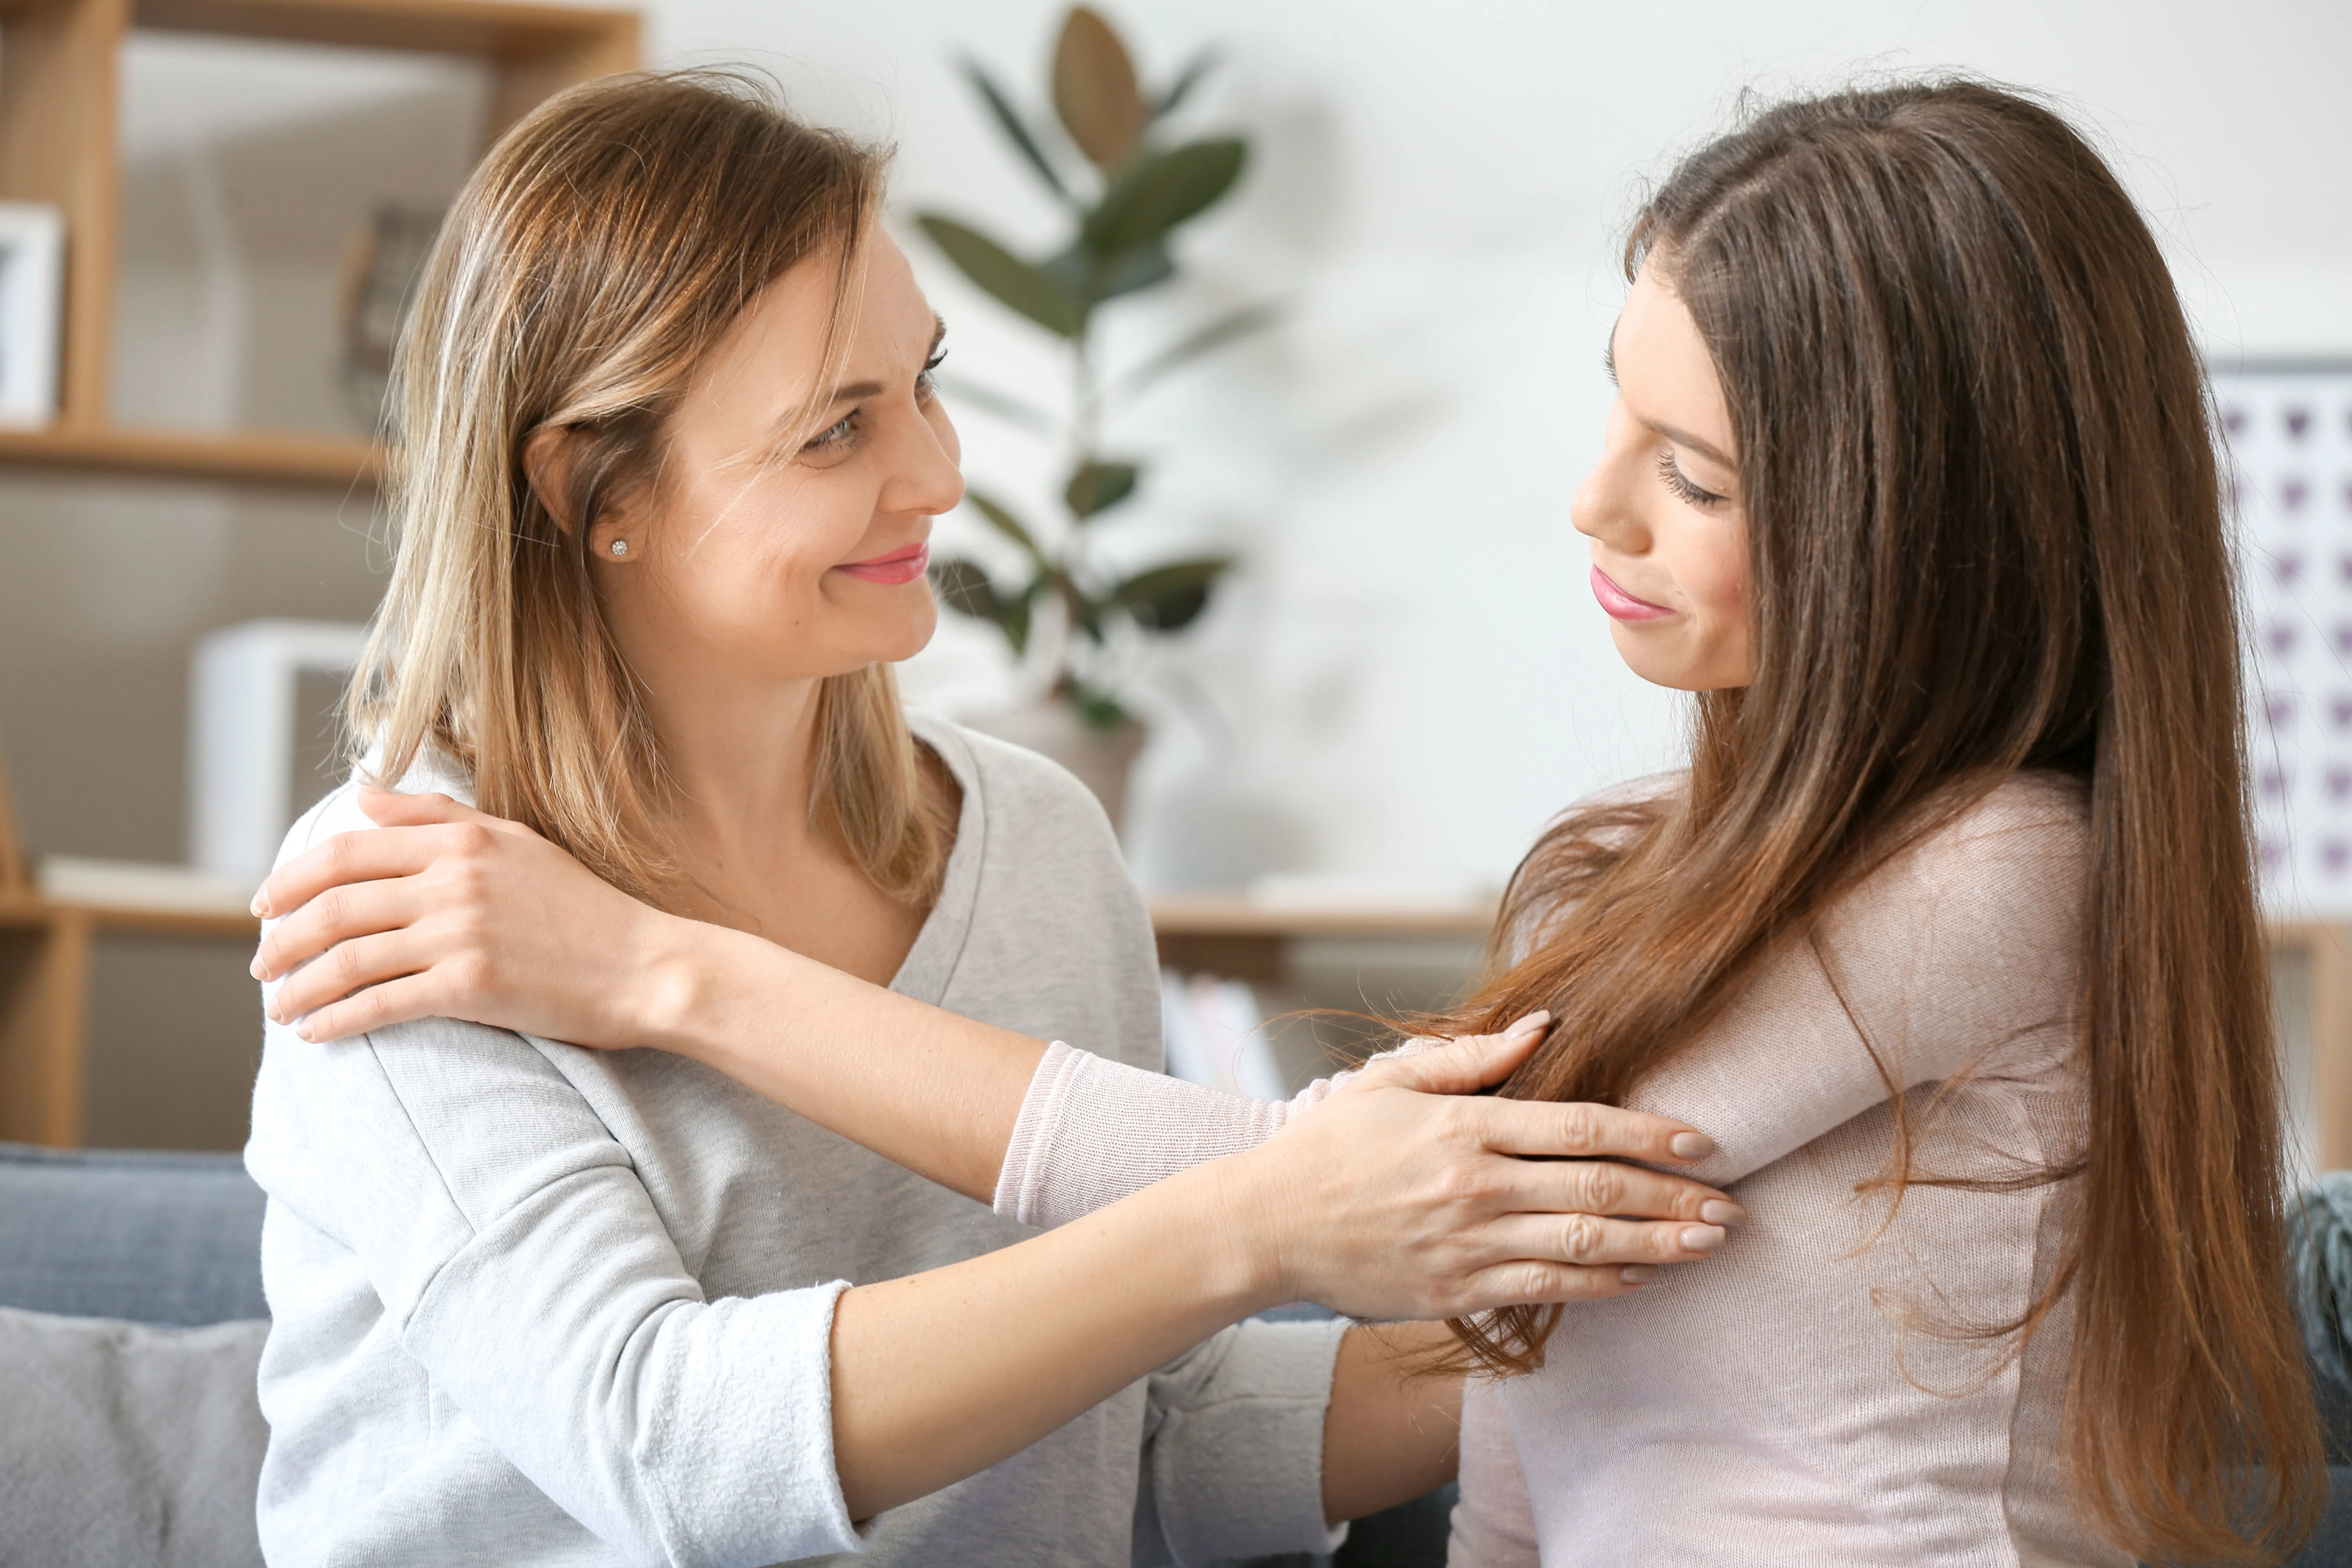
1590;565;1674;621
835;541;931;586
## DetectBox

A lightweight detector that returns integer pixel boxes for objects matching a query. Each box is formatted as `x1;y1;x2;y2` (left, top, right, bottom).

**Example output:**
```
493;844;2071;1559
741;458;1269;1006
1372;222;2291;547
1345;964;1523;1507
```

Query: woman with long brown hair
257;76;2326;1562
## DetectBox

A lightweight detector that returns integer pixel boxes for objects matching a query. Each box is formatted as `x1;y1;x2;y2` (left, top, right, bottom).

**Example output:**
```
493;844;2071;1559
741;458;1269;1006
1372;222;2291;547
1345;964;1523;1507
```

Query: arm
252;788;1737;1233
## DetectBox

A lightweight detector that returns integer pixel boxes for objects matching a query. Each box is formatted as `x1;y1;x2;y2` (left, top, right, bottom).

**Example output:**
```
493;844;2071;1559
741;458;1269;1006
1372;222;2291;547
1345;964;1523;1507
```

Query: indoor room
2;1;2350;1564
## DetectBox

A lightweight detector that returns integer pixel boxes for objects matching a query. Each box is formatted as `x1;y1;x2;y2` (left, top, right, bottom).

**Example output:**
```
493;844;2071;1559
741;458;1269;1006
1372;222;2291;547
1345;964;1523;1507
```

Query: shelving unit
0;0;639;488
0;0;638;1143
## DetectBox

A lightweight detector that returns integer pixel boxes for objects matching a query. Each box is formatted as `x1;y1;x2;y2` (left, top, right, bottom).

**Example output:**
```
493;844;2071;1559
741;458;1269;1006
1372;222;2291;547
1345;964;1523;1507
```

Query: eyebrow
819;313;948;408
1605;315;1735;469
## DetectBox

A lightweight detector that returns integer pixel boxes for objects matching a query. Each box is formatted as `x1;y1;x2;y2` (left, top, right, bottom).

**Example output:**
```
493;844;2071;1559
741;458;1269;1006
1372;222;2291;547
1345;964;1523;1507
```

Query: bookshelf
0;0;639;488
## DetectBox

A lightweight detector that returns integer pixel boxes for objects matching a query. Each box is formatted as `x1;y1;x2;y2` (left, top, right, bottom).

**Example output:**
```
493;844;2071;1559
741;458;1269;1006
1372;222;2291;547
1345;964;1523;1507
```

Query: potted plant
919;4;1272;831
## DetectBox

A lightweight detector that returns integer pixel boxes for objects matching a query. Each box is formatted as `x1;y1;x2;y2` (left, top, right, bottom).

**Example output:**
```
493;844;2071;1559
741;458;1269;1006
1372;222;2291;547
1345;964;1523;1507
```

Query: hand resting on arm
251;788;1740;1523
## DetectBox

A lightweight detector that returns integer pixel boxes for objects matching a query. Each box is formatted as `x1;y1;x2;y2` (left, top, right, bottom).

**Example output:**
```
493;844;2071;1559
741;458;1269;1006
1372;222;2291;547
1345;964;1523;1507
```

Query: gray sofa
1;1140;2345;1568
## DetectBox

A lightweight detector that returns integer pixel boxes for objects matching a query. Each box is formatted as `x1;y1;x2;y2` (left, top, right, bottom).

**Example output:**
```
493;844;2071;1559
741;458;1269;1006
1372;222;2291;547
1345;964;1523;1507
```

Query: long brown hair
350;71;952;906
1430;80;2322;1561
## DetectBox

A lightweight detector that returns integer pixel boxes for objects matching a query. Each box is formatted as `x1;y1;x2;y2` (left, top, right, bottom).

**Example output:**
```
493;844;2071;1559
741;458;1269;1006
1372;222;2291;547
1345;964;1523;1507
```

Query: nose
1571;403;1650;556
886;404;965;520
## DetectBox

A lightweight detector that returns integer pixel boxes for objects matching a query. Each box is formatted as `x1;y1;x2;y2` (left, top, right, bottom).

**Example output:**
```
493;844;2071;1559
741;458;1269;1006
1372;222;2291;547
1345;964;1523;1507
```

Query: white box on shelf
0;203;64;428
191;619;369;885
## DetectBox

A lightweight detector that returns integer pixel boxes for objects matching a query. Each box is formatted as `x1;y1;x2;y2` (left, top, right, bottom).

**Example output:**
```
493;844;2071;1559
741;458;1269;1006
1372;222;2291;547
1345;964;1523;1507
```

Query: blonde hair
349;70;951;907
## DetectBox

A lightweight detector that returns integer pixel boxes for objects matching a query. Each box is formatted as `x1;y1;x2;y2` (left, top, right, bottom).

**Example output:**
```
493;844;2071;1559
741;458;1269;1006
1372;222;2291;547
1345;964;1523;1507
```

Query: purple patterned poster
2221;364;2352;915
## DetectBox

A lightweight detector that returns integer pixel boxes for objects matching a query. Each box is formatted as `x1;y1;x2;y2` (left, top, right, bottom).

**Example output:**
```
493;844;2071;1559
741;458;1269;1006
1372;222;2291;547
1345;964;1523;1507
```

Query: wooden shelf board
130;0;634;56
0;425;381;488
1147;895;1498;942
0;894;257;938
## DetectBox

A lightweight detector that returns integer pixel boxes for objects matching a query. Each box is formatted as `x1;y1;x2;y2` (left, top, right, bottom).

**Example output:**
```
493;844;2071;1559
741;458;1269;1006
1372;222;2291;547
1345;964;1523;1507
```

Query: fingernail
1619;1265;1658;1285
1668;1131;1714;1160
1504;1010;1552;1038
1699;1198;1746;1226
1679;1225;1726;1253
249;958;264;980
249;894;269;918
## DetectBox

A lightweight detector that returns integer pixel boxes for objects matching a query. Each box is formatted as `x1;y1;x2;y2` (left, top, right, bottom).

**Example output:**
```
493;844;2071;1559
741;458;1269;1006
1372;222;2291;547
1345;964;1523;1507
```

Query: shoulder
911;711;1125;866
1817;771;2091;1015
273;752;477;872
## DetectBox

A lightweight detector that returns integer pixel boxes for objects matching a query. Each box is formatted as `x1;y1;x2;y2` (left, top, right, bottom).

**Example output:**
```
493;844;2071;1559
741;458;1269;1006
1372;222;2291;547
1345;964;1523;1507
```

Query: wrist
1171;1147;1298;1318
633;909;734;1060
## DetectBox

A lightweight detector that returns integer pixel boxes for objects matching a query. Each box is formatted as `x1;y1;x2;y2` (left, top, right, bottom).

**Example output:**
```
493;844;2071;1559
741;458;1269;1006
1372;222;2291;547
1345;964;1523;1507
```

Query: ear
522;425;586;537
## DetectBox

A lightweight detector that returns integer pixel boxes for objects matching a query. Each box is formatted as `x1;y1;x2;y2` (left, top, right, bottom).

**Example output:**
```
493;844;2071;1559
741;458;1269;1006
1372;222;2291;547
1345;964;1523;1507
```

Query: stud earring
609;539;629;558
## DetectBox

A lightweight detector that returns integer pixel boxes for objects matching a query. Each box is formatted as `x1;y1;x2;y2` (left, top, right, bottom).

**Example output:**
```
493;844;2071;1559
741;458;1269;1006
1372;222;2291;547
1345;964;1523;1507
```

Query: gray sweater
243;713;1345;1568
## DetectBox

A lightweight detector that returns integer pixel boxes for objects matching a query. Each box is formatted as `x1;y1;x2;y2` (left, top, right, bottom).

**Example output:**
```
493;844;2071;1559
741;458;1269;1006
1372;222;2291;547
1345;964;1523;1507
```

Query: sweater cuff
991;1043;1288;1229
1145;1317;1351;1564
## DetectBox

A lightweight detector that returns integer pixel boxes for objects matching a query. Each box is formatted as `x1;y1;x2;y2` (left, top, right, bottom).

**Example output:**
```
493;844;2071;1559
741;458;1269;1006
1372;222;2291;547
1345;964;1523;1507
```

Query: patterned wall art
2219;363;2352;917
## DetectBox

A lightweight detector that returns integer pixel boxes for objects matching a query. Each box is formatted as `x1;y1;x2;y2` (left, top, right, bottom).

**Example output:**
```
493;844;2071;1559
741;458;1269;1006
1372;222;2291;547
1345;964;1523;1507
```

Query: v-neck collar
886;710;984;1008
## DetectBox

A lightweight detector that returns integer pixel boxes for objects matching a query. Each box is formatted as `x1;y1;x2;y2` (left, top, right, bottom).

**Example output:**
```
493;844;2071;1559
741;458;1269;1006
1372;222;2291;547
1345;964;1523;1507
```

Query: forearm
642;912;1045;1202
1322;1322;1464;1523
829;1155;1274;1518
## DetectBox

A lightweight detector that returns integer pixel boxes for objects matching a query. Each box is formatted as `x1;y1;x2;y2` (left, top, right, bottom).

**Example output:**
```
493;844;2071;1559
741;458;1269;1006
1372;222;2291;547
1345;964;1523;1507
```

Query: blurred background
0;0;2347;1152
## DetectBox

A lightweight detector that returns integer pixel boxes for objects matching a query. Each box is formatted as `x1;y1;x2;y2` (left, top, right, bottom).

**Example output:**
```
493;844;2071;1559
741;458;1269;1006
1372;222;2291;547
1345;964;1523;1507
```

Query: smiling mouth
835;542;931;586
1590;566;1674;621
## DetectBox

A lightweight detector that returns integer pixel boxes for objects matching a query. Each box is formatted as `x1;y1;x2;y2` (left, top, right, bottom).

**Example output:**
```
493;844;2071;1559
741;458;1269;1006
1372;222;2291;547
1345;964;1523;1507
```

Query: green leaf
917;214;1086;337
1063;681;1134;733
931;556;1002;621
1043;241;1173;307
961;58;1073;205
1081;140;1246;260
1053;7;1146;169
1001;580;1038;655
1114;301;1280;401
1055;570;1107;644
1111;555;1232;632
966;491;1049;564
1152;49;1219;121
1065;460;1140;519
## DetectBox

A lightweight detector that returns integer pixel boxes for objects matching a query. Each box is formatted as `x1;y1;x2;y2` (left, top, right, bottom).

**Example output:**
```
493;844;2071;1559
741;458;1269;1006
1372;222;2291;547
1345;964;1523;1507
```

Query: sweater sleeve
245;1006;864;1568
993;1041;1437;1229
1134;1317;1352;1566
1621;778;2091;1189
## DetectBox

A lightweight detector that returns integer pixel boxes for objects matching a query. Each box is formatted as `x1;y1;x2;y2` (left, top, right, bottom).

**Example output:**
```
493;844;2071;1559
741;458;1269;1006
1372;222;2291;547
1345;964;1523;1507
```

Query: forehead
682;232;933;413
1612;262;1732;447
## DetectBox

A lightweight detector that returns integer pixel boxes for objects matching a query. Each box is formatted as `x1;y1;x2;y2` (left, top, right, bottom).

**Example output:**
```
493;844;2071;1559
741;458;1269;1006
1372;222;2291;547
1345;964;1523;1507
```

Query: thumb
1379;1011;1552;1096
356;786;488;829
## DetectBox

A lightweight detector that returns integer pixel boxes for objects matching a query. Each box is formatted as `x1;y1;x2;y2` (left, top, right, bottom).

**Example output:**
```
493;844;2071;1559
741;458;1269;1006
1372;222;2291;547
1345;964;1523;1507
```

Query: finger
266;929;433;1022
355;787;498;830
1374;1011;1553;1096
1464;1098;1715;1165
253;877;428;981
1492;1157;1744;1226
288;971;454;1044
1452;1260;1655;1311
1480;1211;1726;1270
254;826;450;919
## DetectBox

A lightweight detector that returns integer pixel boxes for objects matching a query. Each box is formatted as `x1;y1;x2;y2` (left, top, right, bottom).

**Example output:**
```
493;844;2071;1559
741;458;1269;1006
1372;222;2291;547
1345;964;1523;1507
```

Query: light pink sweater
997;773;2123;1566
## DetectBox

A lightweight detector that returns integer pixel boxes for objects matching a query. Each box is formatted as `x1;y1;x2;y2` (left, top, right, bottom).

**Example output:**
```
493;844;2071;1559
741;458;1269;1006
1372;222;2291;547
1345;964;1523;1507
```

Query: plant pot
967;698;1147;837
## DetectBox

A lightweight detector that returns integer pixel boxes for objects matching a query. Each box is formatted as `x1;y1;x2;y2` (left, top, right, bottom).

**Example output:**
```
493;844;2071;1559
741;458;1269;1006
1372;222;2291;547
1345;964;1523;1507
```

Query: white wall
623;0;2352;892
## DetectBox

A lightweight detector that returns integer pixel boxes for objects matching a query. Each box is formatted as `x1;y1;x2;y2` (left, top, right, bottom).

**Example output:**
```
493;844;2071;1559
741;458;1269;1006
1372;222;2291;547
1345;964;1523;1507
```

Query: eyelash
802;348;949;456
1655;449;1726;507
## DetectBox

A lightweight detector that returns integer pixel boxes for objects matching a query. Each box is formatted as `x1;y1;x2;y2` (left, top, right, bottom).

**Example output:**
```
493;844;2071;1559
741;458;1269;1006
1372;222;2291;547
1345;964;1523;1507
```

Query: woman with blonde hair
240;69;1736;1566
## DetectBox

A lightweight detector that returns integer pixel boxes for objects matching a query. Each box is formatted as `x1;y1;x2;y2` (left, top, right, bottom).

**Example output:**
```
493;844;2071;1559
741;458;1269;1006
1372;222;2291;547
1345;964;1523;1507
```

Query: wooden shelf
1150;894;1496;985
0;425;383;487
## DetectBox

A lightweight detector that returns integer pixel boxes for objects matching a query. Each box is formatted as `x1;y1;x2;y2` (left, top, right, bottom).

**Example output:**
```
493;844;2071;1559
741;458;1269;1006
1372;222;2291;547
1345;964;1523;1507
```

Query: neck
635;656;830;895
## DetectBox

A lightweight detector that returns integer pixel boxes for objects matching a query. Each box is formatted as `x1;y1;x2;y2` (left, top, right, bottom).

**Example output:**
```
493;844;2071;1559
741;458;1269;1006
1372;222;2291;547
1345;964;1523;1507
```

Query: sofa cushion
0;1305;266;1568
0;1143;265;1326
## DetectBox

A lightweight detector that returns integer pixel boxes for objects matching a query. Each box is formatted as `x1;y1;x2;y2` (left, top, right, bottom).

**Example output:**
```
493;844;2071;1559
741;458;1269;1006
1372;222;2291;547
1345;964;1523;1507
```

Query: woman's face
588;230;962;689
1571;261;1755;691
